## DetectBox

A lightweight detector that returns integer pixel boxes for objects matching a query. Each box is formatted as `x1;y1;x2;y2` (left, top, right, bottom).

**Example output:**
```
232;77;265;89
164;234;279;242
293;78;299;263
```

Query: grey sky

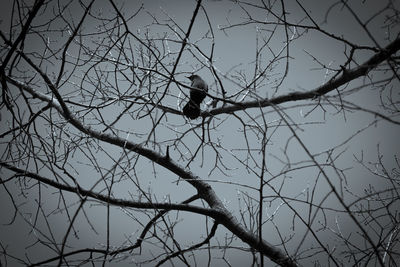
0;0;399;266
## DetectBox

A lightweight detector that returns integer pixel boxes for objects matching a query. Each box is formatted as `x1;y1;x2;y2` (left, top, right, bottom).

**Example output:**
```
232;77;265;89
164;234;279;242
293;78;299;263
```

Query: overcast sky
0;0;399;266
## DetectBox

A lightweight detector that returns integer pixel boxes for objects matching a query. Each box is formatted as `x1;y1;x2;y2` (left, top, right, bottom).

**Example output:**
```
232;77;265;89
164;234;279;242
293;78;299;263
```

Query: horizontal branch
205;37;400;117
3;65;294;267
0;159;296;266
27;193;200;266
0;3;398;267
0;162;221;218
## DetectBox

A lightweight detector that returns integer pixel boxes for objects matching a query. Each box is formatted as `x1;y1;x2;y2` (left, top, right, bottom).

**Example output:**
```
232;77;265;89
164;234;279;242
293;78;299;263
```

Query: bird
182;74;208;120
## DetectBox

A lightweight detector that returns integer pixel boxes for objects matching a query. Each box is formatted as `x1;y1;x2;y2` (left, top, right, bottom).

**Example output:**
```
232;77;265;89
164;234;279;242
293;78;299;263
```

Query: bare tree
0;0;399;266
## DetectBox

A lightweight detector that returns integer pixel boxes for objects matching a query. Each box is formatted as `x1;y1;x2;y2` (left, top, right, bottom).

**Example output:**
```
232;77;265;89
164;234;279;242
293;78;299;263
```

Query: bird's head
186;74;201;81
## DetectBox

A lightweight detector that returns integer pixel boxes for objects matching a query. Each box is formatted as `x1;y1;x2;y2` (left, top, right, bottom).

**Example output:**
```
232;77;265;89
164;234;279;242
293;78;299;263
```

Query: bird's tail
183;101;201;119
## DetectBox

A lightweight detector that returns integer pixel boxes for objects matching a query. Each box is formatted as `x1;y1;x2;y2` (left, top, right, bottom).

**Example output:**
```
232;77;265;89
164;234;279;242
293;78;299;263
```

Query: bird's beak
186;76;191;79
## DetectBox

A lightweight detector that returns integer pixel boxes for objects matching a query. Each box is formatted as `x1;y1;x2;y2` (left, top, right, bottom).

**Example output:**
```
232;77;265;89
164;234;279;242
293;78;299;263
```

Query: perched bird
182;74;208;120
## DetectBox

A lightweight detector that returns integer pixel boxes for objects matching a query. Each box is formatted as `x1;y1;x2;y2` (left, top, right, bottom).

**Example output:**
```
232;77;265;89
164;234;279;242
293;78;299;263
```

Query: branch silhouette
1;1;399;266
2;36;399;267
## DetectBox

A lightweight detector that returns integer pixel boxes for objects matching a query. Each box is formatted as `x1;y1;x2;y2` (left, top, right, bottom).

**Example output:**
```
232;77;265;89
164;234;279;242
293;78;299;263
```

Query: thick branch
3;75;298;265
206;37;400;117
0;162;220;218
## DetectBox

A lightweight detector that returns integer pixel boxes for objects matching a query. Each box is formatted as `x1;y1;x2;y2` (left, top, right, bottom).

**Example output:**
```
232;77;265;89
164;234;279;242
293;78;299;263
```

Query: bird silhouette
182;74;208;119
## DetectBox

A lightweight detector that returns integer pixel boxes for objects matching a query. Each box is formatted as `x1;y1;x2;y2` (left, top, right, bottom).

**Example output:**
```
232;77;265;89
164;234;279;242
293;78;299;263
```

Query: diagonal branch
5;76;298;266
156;221;219;266
0;162;221;218
205;37;400;117
0;0;45;106
23;195;201;266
